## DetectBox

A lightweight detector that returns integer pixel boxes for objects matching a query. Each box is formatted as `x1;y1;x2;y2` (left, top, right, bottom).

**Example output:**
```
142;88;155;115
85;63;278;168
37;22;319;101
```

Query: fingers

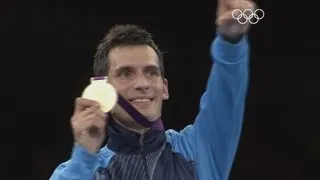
218;0;232;7
84;109;107;123
79;107;97;117
72;107;107;124
74;97;100;113
218;0;241;10
218;0;256;11
71;109;108;135
241;0;256;10
87;113;107;135
216;11;248;33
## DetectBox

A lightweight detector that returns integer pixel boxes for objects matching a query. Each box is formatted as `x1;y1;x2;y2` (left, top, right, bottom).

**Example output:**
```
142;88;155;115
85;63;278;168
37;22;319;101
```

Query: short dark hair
93;24;164;78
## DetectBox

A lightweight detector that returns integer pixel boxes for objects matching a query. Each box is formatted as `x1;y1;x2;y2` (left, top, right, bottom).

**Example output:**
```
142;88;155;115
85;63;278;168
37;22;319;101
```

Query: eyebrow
115;65;160;72
144;65;160;71
115;66;133;72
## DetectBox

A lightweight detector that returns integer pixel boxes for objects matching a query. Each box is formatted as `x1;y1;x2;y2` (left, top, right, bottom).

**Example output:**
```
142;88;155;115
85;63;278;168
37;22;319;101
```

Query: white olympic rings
232;9;265;24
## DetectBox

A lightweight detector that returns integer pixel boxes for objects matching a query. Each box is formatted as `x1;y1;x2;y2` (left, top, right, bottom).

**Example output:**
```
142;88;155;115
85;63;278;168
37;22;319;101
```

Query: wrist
71;143;98;168
74;142;100;154
219;33;244;44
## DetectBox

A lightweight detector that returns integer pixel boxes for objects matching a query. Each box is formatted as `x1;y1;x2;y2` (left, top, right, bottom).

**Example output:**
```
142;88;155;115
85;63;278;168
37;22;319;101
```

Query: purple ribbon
93;76;164;129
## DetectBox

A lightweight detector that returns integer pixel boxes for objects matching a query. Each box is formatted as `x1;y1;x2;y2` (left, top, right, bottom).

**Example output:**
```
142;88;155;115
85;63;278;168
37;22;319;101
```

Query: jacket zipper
139;133;151;180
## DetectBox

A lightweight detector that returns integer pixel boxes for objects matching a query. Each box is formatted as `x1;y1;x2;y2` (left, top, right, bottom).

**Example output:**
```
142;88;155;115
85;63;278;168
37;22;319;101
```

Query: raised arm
165;0;256;179
50;98;113;179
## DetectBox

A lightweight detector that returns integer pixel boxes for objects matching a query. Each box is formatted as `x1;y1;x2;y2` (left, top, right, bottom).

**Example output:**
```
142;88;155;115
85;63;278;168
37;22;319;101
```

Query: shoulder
165;125;194;144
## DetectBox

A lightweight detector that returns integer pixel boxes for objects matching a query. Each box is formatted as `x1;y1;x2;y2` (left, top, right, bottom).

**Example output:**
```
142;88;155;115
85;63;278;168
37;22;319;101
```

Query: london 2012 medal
81;77;118;112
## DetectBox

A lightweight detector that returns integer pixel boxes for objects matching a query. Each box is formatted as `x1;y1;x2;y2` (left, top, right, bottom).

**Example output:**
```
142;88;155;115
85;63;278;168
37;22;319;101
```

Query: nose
134;74;150;91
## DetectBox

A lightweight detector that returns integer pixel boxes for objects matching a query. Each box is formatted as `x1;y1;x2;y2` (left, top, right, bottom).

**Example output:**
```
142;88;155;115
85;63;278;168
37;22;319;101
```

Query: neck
113;118;150;134
107;118;166;153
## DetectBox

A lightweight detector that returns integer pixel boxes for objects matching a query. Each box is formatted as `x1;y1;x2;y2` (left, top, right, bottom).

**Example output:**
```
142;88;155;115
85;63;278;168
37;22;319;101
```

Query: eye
118;69;132;78
145;67;160;77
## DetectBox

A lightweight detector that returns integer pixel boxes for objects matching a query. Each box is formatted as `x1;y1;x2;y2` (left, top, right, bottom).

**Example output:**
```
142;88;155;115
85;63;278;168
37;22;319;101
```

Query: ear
162;78;169;100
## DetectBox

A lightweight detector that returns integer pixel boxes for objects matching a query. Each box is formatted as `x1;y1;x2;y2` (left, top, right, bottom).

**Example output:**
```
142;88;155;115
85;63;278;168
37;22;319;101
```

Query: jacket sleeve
50;144;103;180
165;34;249;180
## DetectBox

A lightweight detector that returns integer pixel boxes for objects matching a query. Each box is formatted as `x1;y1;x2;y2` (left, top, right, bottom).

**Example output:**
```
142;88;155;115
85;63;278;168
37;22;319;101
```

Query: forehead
108;45;159;70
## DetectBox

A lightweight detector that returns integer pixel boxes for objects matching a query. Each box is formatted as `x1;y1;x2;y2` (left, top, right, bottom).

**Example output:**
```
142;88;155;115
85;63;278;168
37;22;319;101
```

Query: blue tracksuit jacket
50;34;249;180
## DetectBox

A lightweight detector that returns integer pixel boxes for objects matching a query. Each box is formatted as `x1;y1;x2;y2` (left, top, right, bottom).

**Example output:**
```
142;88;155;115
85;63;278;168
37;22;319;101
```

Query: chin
142;113;161;122
134;108;156;120
148;117;160;122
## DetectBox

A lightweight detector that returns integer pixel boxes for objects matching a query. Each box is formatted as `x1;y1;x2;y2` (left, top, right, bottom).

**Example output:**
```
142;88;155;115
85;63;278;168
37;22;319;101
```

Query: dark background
2;0;319;179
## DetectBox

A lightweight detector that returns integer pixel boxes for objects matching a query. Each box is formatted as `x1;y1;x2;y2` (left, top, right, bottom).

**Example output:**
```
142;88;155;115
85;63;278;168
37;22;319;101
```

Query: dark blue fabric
92;120;195;180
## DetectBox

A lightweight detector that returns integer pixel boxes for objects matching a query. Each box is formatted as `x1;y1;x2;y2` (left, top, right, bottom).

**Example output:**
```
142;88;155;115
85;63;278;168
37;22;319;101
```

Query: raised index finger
74;97;100;113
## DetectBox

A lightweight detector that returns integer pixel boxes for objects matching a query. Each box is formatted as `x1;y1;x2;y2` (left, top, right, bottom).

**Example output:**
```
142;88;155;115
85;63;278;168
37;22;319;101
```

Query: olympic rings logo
232;9;265;24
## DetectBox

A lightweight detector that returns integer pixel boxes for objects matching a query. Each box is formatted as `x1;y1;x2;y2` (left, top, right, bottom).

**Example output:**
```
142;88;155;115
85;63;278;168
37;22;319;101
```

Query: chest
94;143;195;180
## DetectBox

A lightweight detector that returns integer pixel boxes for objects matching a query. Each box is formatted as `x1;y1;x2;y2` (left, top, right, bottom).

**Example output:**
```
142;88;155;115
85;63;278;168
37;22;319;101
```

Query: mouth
128;97;154;106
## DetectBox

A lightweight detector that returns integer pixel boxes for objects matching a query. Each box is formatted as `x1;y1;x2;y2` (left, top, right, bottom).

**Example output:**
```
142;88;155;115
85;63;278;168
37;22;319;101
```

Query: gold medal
81;77;118;112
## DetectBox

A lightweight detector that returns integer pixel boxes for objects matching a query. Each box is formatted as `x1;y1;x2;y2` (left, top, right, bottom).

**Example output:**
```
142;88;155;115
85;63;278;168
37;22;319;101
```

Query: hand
71;98;108;153
216;0;257;39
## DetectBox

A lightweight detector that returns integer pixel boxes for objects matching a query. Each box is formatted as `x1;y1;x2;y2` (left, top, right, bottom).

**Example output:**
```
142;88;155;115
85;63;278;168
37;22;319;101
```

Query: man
50;0;255;179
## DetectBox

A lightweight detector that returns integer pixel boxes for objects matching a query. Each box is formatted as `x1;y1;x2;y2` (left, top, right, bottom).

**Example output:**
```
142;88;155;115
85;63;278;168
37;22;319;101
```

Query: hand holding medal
69;76;117;153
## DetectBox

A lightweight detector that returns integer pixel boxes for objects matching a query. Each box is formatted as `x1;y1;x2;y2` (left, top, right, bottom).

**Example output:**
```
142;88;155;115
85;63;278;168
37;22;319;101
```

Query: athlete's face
107;45;169;124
